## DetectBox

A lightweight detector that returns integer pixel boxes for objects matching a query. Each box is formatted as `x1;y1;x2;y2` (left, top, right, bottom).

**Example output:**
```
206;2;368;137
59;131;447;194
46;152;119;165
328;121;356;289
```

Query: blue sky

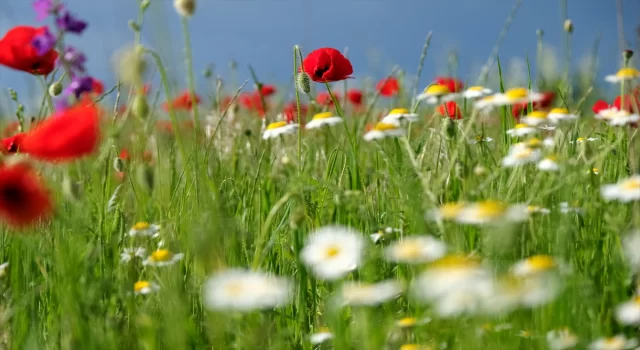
1;0;639;110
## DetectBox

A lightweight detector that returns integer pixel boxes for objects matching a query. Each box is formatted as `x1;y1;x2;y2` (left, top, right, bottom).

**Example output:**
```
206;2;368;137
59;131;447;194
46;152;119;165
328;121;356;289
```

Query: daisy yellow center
133;222;150;230
527;138;542;148
476;200;507;218
527;111;548;119
224;282;245;296
604;337;624;346
151;249;172;262
312;112;334;120
431;254;480;269
527;206;540;213
468;86;484;91
482;323;493;331
622;178;640;190
400;345;420;350
514;148;534;159
267;121;288;130
520;330;532;337
317;327;330;333
389;108;410;115
134;281;150;292
425;84;450;95
550;107;569;114
514;123;529;129
616;67;640;78
440;202;465;219
396;242;422;259
633;296;640;305
324;244;341;259
504;88;528;100
398;317;417;327
526;255;556;271
374;122;399;131
577;137;586;142
546;155;558;161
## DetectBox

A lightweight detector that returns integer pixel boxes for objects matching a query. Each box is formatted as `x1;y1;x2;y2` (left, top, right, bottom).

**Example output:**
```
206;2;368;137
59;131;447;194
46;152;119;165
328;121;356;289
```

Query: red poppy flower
239;92;267;116
162;91;201;111
0;26;58;76
283;101;308;123
433;76;464;93
302;48;353;83
1;104;101;162
119;149;130;161
614;94;640;113
437;101;463;120
592;100;612;114
90;78;104;95
316;91;340;106
347;89;363;106
512;92;556;118
260;85;277;97
0;162;52;228
376;77;399;97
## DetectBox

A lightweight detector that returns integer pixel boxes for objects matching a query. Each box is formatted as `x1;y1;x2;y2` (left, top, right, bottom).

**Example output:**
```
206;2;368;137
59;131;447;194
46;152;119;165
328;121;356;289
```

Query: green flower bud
132;95;150;119
563;19;573;33
128;20;140;32
140;0;150;11
296;72;311;94
49;82;63;96
113;157;125;173
174;0;196;17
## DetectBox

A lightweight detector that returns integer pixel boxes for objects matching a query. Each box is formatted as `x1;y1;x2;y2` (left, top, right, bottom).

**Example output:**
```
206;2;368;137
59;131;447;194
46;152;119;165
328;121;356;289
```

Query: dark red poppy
162;91;201;111
260;85;277;97
347;89;363;106
90;78;104;95
0;162;52;228
239;92;267;116
614;94;640;113
119;149;130;161
512;92;556;118
0;26;58;76
316;91;340;106
1;105;101;162
283;101;308;123
437;101;463;120
592;100;612;114
376;77;399;97
433;76;464;93
302;48;353;83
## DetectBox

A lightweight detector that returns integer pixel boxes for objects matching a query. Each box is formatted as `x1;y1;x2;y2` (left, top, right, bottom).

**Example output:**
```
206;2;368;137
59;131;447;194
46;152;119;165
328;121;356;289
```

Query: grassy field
2;0;640;349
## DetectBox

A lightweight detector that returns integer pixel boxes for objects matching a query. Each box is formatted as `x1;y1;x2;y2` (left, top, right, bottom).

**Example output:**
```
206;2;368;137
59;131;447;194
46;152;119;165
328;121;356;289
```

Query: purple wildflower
33;0;54;21
31;27;56;56
54;97;70;112
63;46;87;72
56;11;88;34
65;76;94;99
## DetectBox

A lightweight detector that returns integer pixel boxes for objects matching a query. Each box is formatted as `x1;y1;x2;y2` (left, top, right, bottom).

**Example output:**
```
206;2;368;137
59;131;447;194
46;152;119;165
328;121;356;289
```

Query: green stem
294;46;303;173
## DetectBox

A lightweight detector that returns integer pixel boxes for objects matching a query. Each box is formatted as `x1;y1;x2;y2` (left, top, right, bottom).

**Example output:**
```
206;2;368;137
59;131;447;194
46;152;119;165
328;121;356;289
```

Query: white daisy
518;274;563;307
337;280;403;306
588;335;638;350
460;86;492;99
310;328;333;345
511;255;558;277
474;165;488;176
381;108;419;124
537;156;560;171
128;221;161;237
300;225;365;280
539;124;557;130
604;67;640;83
427;202;466;222
203;269;292;311
121;247;146;263
547;327;579;350
527;205;551;214
506;124;537;137
369;226;401;243
474;95;496;110
142;249;184;267
615;296;640;325
363;122;405;142
395;317;431;328
601;175;640;202
502;143;542;167
134;280;160;295
559;201;583;214
605;110;640;126
570;137;598;144
543;137;555;148
455;201;528;225
490;87;544;106
521;111;550;126
262;121;299;140
416;84;452;104
305;112;343;130
623;231;640;270
384;235;447;264
548;107;578;123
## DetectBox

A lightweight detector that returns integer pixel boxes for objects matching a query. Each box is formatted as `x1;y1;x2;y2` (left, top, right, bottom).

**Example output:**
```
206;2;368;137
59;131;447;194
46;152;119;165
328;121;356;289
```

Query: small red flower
376;77;399;97
592;100;612;114
283;101;308;123
302;48;353;83
90;78;104;95
162;91;201;111
260;84;277;97
437;101;463;120
347;89;363;106
239;92;267;116
316;91;340;106
614;94;640;113
434;77;464;93
512;92;556;118
0;26;58;76
119;149;130;161
0;162;52;229
2;105;101;162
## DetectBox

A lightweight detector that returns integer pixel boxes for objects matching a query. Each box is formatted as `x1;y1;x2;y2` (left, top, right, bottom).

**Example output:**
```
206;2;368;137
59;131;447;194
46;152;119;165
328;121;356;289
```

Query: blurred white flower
548;108;579;123
263;121;299;140
615;297;640;325
490;88;544;106
381;108;419;124
506;124;537;137
121;247;146;263
588;335;638;350
369;226;402;243
417;84;452;104
384;235;447;264
338;280;402;306
310;328;333;345
623;231;640;270
128;222;160;237
502;143;542;167
604;68;640;83
537;157;560;172
0;262;8;278
601;175;640;202
460;86;492;99
605;111;640;126
363;122;405;141
134;280;159;295
300;225;365;280
570;137;598;144
142;249;184;267
511;255;558;277
203;269;292;311
546;327;579;350
305;112;343;130
521;111;550;126
455;201;528;225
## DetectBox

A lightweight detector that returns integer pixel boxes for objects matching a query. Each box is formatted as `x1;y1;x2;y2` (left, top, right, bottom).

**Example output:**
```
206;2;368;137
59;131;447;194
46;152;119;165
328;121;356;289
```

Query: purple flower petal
31;27;56;56
56;11;88;34
54;97;70;112
33;0;53;21
63;46;87;73
65;76;94;99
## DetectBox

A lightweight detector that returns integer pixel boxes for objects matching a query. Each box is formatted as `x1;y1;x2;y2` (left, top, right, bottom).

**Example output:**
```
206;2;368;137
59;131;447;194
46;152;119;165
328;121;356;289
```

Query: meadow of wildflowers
2;0;640;349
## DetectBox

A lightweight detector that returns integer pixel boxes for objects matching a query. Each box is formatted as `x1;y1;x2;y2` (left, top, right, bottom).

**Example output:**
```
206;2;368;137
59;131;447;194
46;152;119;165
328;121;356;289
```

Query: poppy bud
563;19;573;33
141;0;150;11
623;50;634;60
132;95;149;119
49;82;62;97
113;157;125;173
174;0;196;17
136;164;154;193
296;72;311;94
